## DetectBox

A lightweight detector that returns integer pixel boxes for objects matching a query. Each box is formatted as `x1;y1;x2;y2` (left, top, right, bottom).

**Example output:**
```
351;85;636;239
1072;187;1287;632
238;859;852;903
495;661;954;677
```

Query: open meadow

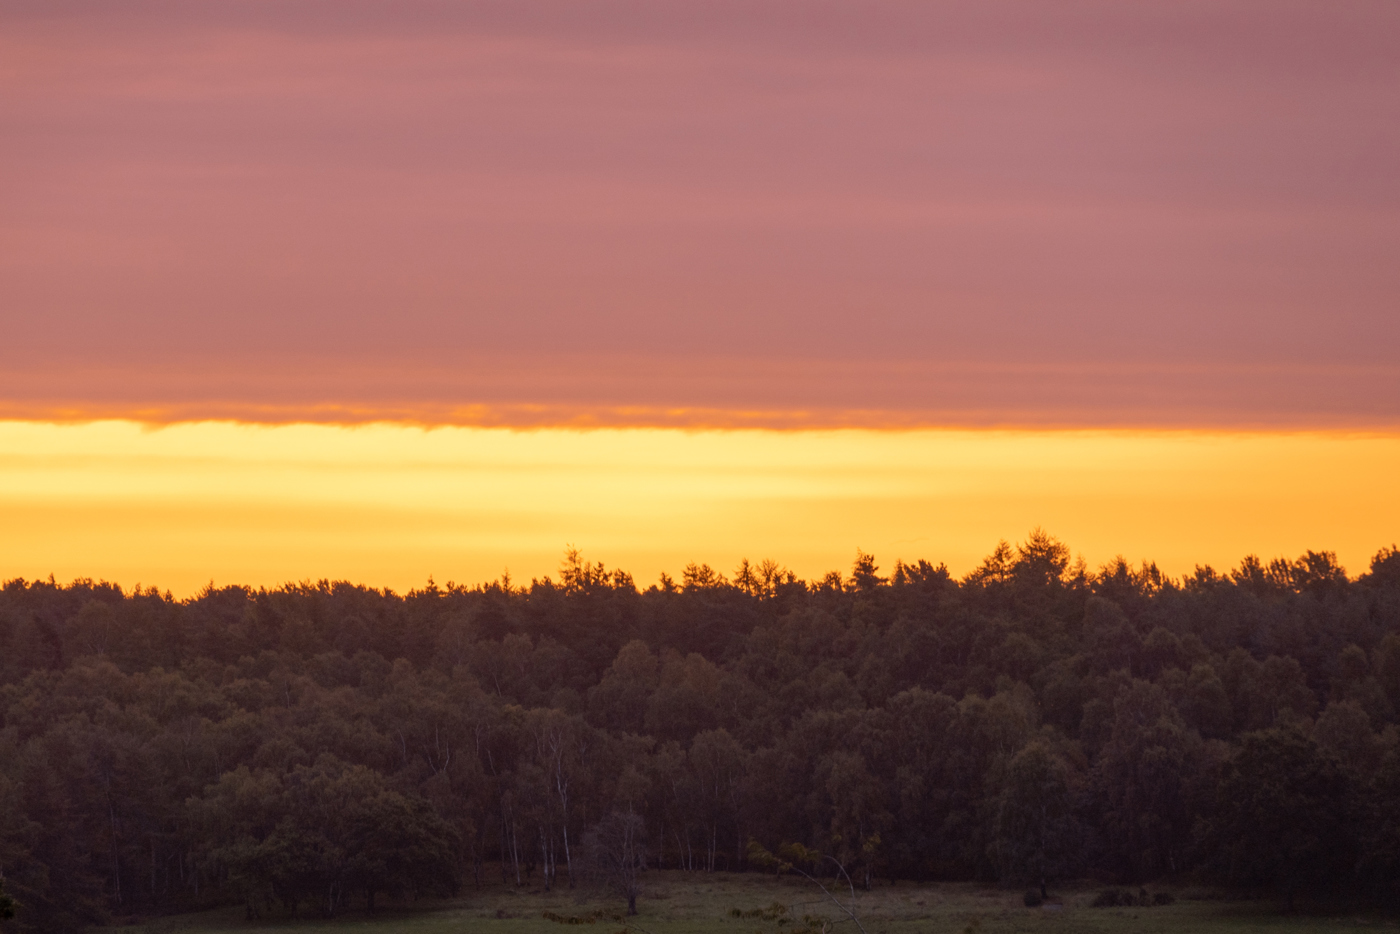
114;872;1395;934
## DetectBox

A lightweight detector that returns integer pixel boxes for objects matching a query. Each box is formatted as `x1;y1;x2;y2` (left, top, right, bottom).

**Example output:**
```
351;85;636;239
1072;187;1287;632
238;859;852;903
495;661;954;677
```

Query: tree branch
787;857;869;934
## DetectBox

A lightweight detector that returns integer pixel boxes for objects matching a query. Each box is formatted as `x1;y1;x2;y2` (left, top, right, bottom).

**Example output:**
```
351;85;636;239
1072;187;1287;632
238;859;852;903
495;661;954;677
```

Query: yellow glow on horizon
1;420;1397;597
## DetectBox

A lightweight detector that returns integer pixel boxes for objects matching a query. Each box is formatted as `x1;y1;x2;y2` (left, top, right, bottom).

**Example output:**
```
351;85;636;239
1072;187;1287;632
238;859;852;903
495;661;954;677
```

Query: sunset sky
2;1;1398;593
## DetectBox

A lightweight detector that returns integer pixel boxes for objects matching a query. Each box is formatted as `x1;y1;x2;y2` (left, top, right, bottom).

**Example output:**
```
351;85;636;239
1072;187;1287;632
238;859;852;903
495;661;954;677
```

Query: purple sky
3;0;1398;426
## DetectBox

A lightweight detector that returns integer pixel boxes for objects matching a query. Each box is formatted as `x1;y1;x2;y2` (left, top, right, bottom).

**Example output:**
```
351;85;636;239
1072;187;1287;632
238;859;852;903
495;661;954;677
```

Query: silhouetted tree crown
1;535;1399;929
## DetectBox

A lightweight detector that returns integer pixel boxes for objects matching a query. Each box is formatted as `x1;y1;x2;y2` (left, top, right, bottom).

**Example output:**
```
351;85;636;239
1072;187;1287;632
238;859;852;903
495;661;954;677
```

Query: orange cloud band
2;358;1398;431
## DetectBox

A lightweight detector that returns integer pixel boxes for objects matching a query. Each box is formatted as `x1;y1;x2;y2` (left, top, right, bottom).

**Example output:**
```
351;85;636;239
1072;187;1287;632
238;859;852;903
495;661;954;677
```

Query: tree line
2;534;1400;929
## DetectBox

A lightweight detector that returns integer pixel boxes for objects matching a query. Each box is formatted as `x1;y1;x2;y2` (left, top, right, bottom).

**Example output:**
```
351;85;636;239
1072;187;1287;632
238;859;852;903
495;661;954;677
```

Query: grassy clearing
113;872;1395;934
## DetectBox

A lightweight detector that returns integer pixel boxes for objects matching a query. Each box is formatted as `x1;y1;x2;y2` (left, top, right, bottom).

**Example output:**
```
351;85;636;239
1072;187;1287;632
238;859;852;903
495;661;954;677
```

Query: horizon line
8;540;1395;601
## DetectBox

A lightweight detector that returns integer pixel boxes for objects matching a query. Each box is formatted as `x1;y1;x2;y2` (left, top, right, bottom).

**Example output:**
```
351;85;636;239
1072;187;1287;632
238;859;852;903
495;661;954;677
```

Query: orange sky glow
2;420;1395;597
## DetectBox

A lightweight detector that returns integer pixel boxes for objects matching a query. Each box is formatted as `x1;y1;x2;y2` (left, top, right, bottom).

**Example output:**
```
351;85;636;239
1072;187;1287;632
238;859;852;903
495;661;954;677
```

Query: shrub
1090;888;1173;908
1023;890;1043;907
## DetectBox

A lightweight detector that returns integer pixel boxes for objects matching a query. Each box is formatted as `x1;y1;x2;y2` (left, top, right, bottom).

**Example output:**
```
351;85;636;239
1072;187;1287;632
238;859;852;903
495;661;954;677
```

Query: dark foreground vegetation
2;534;1400;930
85;872;1400;934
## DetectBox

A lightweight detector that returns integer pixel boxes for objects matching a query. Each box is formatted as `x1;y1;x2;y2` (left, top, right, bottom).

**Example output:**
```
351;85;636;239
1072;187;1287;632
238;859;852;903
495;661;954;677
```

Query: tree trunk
500;819;508;884
109;801;122;907
1039;801;1048;900
511;824;522;885
563;824;574;888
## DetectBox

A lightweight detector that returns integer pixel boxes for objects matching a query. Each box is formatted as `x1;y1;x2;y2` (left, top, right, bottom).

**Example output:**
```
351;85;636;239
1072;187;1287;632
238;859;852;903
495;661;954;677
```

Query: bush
1090;888;1173;908
1023;890;1043;907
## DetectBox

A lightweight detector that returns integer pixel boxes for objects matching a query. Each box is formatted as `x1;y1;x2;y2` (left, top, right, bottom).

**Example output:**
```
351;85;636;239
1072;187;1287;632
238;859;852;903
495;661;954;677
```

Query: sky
3;421;1397;596
2;1;1398;591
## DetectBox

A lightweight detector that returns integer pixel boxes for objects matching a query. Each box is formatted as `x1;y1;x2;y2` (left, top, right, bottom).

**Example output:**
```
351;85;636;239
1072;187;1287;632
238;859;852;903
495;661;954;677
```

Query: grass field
114;872;1395;934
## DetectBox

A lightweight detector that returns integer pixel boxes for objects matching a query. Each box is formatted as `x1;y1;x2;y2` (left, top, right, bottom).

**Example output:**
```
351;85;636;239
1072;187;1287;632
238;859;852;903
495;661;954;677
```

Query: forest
2;533;1400;931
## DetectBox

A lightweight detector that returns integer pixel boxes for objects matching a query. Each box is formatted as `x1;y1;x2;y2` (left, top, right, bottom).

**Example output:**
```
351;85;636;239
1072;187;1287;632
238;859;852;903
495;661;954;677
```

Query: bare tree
581;812;647;915
745;841;868;934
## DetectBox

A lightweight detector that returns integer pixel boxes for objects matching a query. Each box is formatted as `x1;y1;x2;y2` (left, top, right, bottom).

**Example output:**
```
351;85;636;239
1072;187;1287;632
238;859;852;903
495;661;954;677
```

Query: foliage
1;535;1399;927
1206;728;1353;907
988;739;1081;895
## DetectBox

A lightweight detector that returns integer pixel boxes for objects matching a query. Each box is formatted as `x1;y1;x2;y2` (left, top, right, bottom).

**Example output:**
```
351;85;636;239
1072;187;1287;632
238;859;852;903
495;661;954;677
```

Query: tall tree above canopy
1012;529;1072;589
849;552;884;593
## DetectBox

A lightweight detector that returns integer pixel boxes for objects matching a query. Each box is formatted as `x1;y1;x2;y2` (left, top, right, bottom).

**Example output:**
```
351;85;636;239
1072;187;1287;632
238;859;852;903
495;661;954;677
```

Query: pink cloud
2;1;1397;424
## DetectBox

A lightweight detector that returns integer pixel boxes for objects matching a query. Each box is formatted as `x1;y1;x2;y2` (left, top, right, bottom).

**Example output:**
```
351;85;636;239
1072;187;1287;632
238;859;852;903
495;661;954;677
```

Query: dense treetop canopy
2;534;1400;930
